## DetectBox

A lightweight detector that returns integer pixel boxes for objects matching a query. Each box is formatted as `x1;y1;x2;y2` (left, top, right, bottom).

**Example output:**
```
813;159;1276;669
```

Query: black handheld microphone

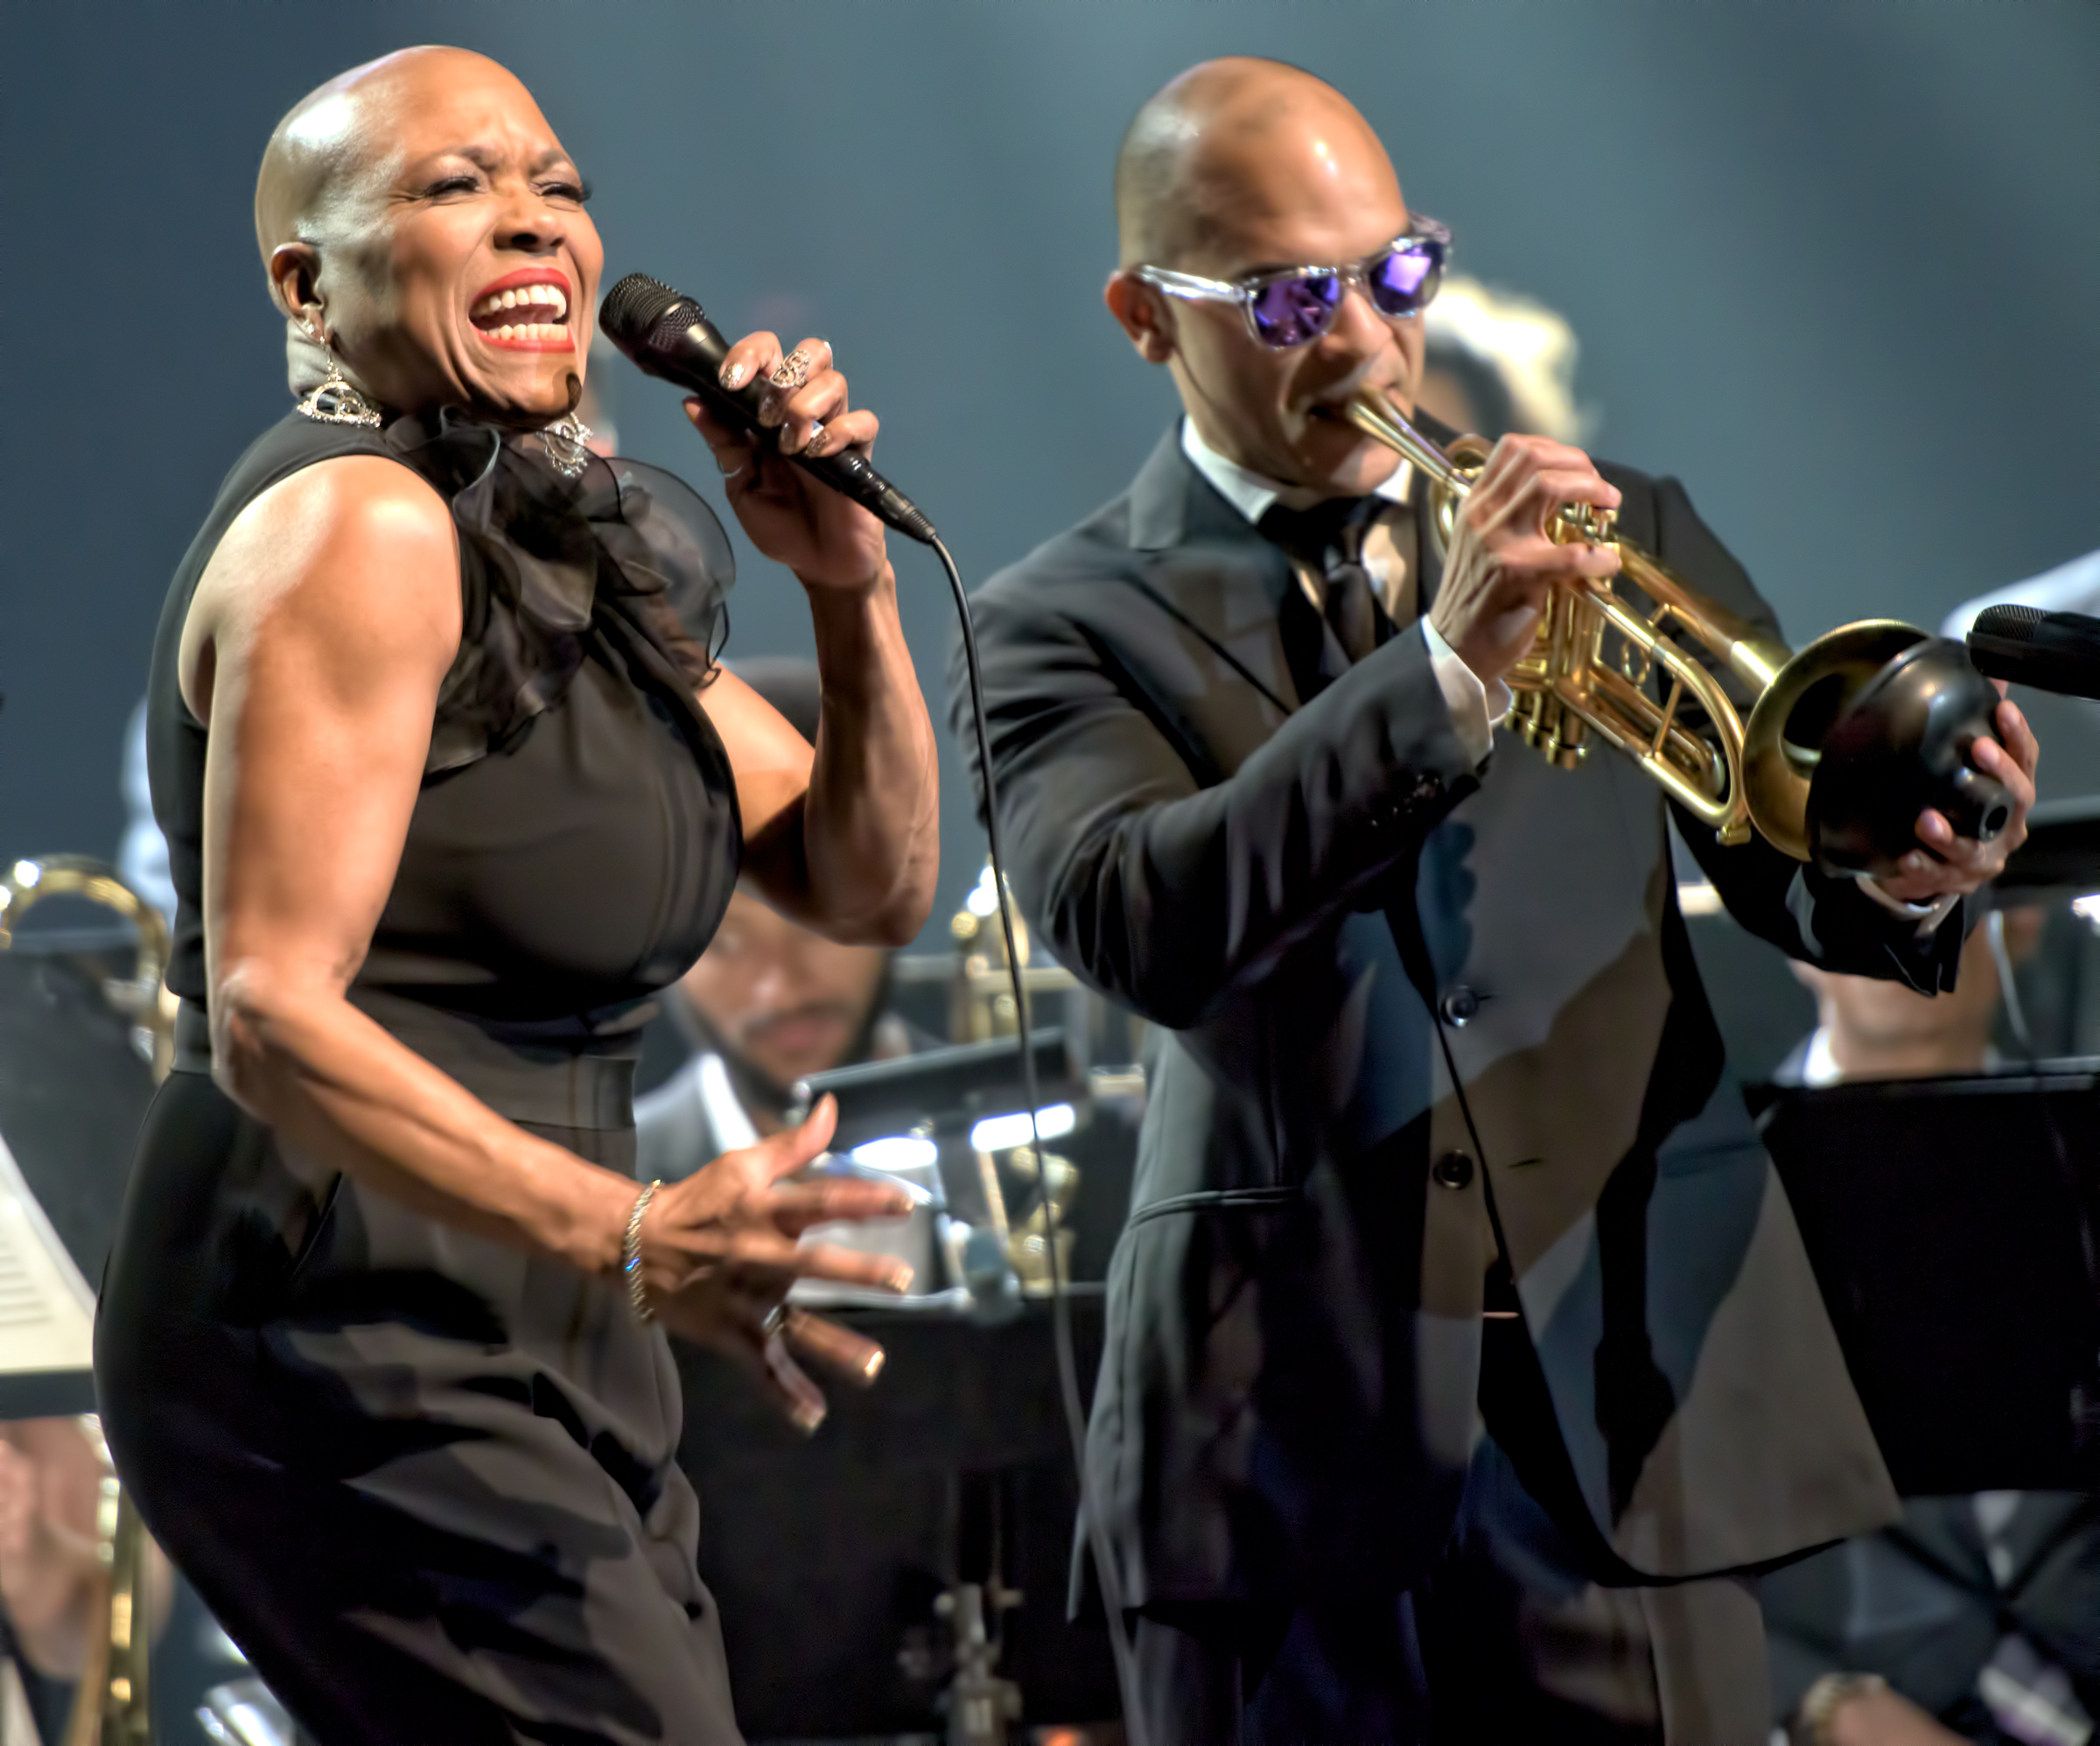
598;273;936;546
1967;606;2100;700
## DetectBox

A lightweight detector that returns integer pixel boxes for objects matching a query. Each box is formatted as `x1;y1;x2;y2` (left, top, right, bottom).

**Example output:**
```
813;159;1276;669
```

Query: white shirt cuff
1855;873;1962;936
1423;620;1510;768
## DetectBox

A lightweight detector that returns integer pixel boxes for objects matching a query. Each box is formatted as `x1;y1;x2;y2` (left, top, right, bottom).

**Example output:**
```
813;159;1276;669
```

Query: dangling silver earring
537;410;594;480
295;326;382;429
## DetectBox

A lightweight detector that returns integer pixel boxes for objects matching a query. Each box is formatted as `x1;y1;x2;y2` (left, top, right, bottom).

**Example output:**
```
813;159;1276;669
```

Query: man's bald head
254;46;532;270
1103;60;1420;497
1114;58;1393;269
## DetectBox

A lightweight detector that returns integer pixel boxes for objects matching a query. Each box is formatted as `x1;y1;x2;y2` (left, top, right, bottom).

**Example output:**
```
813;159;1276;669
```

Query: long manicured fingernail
861;1348;886;1382
802;421;829;457
888;1266;914;1294
793;1400;826;1434
720;360;747;389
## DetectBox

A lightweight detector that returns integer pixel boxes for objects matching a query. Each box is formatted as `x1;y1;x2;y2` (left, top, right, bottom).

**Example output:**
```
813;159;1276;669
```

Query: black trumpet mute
1802;637;2012;879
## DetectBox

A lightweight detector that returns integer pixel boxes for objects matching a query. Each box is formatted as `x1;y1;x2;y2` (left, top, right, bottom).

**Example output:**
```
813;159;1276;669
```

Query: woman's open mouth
470;270;574;352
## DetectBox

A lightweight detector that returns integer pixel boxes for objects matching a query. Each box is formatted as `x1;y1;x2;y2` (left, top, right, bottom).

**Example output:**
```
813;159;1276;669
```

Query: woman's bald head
255;47;530;266
252;46;600;427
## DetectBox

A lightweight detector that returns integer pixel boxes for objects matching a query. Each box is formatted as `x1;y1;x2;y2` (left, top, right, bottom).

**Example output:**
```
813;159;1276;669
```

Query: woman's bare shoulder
183;455;462;720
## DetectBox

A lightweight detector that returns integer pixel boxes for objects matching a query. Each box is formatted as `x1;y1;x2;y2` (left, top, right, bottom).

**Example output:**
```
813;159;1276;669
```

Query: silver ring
761;1303;789;1339
768;347;812;391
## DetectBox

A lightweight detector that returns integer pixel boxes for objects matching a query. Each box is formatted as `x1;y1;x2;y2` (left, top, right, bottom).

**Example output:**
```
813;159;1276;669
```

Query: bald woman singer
93;46;939;1745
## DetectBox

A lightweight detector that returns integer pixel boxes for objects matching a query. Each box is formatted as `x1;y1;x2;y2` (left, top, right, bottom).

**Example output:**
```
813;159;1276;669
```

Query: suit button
1432;1151;1474;1190
1440;985;1480;1027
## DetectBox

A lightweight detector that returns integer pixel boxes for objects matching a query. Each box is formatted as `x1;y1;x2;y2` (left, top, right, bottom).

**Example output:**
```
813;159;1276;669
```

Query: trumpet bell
1802;636;2012;876
1741;621;1928;862
1743;624;2012;873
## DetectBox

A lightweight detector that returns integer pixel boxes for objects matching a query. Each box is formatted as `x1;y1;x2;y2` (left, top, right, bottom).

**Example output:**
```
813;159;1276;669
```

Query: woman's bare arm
697;586;940;948
184;457;912;1313
185;457;636;1274
682;332;941;949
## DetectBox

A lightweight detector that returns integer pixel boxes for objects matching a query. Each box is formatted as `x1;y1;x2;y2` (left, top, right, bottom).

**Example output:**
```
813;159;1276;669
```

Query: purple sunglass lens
1368;244;1442;315
1250;274;1343;347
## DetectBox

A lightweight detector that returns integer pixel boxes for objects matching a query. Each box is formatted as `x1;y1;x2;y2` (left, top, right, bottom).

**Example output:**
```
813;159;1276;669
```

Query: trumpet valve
1510;691;1546;749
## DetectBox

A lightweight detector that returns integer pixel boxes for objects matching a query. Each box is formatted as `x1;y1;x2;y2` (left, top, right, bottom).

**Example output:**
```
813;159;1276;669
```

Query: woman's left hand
683;333;887;591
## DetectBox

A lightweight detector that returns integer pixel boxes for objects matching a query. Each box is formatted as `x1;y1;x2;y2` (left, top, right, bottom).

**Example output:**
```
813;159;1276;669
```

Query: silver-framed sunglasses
1134;215;1452;350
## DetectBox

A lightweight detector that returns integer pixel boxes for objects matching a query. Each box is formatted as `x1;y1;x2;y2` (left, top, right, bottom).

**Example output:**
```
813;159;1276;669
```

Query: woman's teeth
472;283;570;342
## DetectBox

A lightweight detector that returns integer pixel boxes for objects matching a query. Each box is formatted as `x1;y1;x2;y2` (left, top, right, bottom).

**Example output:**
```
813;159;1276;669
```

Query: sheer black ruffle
383;410;735;775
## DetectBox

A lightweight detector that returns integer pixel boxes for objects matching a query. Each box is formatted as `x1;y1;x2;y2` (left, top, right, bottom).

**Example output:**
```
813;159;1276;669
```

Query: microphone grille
600;273;692;347
1974;605;2047;645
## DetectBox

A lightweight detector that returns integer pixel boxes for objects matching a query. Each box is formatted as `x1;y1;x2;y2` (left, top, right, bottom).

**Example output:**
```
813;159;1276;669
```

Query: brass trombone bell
0;855;174;1078
1339;394;2008;866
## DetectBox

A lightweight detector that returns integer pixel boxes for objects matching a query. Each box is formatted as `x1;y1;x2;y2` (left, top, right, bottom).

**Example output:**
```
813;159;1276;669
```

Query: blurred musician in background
2;1420;109;1742
1779;907;2044;1085
0;1421;175;1744
1762;911;2100;1746
637;657;932;1181
1414;273;1591;451
952;56;2039;1744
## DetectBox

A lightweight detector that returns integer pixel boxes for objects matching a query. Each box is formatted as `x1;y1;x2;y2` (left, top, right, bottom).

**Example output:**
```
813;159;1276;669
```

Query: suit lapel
1124;430;1305;715
1114;409;1458;719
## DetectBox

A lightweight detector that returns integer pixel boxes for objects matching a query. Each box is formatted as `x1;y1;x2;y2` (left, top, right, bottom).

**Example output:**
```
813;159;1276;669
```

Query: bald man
949;59;2034;1744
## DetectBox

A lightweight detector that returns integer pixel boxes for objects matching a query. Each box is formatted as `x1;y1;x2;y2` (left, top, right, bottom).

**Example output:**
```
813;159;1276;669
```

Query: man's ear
1104;270;1177;366
269;242;324;335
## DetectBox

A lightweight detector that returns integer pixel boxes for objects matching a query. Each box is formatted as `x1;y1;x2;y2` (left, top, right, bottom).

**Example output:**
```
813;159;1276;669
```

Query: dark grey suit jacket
949;421;1955;1613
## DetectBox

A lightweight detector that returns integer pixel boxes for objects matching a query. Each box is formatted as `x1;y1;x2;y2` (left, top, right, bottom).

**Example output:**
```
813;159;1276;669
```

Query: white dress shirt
1179;418;1509;767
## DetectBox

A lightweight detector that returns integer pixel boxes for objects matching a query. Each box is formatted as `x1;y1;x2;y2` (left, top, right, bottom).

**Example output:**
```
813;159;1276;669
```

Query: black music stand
676;1294;1118;1738
1759;1064;2100;1494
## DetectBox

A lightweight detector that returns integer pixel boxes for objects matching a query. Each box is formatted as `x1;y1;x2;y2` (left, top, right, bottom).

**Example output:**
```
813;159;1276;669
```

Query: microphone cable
930;532;1148;1746
601;268;1147;1731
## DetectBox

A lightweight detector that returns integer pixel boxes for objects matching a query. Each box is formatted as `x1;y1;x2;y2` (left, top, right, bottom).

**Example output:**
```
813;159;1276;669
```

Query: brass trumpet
1341;393;1962;859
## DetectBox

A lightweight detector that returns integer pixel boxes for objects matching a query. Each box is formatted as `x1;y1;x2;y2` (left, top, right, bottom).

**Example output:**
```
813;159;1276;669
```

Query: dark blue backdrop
5;2;2097;937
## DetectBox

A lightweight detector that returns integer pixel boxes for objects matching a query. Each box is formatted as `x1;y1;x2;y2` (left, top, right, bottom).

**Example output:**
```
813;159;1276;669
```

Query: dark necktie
1258;495;1383;665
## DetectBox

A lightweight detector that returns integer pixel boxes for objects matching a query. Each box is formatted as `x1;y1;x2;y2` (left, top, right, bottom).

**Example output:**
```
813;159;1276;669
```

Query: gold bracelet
1796;1672;1887;1746
623;1179;662;1324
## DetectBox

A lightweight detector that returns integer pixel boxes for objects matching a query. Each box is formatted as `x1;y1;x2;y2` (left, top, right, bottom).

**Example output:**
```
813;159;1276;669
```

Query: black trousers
1133;1591;1428;1746
1127;1312;1690;1746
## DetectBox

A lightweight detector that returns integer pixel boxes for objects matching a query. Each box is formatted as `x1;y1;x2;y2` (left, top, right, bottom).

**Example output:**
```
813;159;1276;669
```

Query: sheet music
0;1128;94;1382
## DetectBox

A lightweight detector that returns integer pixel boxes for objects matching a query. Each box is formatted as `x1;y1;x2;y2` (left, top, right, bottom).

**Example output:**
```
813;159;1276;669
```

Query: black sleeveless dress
96;410;749;1745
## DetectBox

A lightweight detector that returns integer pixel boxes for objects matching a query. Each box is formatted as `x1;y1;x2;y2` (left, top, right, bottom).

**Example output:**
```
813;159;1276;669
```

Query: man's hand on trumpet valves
1428;433;1625;690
